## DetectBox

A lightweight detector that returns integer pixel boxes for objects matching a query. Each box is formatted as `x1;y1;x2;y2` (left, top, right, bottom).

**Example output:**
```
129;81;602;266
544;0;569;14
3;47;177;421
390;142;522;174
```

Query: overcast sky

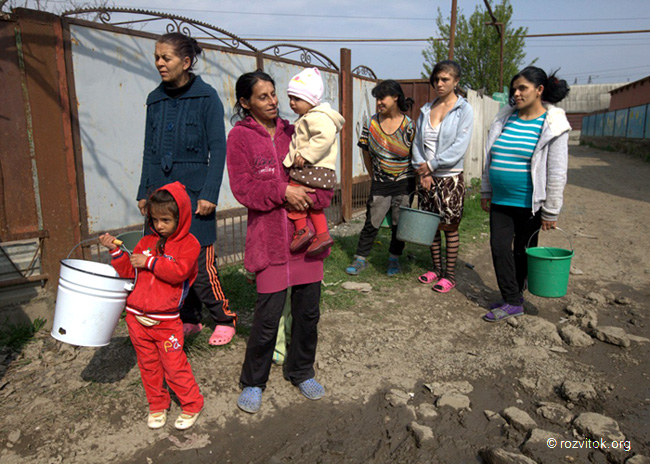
61;0;650;86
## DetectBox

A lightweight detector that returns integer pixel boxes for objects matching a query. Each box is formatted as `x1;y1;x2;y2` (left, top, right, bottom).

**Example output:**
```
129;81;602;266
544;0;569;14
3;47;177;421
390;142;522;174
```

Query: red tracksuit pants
126;314;204;413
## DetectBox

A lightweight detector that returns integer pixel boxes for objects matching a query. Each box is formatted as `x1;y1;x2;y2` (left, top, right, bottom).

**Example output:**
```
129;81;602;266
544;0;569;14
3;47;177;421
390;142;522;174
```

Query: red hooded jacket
110;182;200;321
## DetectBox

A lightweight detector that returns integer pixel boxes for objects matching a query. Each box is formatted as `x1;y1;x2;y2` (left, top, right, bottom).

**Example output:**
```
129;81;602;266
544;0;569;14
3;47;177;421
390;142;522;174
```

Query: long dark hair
147;189;179;255
157;32;202;71
372;80;414;112
232;71;276;122
508;66;570;106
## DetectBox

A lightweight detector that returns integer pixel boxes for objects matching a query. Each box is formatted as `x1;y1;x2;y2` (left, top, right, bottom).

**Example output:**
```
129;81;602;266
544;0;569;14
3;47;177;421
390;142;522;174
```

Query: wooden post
448;0;457;60
339;48;353;222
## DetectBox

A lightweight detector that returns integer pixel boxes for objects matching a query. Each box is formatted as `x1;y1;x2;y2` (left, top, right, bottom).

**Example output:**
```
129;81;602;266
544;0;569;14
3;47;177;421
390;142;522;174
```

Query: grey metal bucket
396;206;442;246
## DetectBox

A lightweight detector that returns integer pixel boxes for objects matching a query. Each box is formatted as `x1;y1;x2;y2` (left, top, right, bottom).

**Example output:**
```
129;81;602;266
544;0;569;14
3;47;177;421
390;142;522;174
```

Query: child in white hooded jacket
283;67;345;257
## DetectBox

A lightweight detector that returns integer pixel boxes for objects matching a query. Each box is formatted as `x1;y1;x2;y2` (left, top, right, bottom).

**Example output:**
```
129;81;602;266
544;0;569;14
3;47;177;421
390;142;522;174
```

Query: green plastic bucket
380;209;392;229
526;228;574;298
396;206;442;246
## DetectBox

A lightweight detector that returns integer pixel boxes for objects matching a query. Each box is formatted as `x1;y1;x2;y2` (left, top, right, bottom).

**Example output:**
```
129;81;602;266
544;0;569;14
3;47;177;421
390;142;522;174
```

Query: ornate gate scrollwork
352;65;377;80
260;44;338;71
62;7;259;52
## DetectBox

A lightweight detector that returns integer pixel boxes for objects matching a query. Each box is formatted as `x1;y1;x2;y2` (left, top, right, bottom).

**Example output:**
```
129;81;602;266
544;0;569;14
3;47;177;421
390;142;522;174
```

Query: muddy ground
1;144;649;464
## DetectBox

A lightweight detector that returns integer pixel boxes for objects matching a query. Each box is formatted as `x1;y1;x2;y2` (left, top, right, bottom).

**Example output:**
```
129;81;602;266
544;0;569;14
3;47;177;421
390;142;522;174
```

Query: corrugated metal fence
582;104;650;140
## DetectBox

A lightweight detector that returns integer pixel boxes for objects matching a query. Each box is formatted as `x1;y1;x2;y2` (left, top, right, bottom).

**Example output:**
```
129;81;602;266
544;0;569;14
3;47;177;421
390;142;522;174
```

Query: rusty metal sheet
0;20;41;239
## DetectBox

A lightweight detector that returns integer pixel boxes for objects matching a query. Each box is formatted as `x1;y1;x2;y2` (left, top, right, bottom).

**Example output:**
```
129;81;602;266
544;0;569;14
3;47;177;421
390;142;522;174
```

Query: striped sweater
489;111;546;208
358;114;415;192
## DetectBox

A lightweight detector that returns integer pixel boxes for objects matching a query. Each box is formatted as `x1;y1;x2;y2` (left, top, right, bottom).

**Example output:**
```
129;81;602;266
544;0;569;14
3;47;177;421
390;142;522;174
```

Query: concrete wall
555;83;625;114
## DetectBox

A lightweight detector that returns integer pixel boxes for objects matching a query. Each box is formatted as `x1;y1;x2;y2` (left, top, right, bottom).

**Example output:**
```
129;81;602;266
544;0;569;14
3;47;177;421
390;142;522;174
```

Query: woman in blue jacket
137;32;236;345
411;60;474;293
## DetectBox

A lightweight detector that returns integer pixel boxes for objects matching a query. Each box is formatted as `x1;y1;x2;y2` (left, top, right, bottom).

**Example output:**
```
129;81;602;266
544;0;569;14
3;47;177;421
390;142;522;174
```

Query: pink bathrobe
226;116;333;293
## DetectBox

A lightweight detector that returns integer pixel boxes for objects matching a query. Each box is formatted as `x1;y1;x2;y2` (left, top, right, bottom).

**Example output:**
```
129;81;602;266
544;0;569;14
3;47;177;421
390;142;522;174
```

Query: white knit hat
287;67;324;106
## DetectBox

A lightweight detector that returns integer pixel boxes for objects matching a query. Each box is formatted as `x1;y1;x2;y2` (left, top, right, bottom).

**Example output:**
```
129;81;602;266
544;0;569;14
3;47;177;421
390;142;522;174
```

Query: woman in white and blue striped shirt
480;67;571;322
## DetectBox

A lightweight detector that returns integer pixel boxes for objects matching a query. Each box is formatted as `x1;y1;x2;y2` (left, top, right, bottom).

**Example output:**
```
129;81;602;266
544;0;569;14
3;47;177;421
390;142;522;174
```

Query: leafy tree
422;0;534;95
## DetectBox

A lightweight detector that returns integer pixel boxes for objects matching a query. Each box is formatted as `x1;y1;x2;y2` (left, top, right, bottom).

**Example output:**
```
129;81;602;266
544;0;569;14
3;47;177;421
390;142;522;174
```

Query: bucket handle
66;237;104;259
527;227;574;252
66;237;133;259
66;237;137;292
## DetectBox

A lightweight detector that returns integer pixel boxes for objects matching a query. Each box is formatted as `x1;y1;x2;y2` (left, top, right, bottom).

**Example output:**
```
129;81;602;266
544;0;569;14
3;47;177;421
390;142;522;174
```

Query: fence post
339;48;353;221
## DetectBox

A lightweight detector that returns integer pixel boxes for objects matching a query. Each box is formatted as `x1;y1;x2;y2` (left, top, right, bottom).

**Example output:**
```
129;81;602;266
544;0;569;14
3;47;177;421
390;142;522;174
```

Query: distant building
554;83;626;131
608;76;650;111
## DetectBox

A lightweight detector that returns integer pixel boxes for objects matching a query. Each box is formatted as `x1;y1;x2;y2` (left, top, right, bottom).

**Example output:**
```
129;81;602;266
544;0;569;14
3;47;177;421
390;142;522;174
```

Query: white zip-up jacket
481;103;571;221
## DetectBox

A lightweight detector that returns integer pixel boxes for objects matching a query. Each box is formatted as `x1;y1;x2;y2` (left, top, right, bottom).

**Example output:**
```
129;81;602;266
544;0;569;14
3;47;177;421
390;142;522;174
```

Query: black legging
430;230;460;282
489;203;541;304
240;282;321;389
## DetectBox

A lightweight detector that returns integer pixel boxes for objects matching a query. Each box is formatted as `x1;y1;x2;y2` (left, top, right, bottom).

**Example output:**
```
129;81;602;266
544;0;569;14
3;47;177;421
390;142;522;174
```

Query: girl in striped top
481;67;571;323
345;80;415;276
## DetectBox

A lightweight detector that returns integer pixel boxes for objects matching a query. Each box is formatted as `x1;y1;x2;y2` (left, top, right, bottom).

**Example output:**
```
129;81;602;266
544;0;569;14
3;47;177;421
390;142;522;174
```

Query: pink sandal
209;325;235;346
418;271;440;284
432;278;456;293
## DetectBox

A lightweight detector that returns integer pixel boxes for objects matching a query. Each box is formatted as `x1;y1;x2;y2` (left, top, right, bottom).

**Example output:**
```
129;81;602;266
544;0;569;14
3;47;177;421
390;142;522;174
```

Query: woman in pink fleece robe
227;71;333;414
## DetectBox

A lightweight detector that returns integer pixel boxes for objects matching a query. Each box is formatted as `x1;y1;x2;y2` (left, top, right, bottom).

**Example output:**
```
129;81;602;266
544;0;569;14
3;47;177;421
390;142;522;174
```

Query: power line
44;1;650;23
241;29;650;43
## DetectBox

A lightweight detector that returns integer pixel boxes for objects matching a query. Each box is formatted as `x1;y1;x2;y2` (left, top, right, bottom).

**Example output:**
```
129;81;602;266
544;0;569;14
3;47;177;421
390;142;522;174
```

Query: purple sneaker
483;303;524;323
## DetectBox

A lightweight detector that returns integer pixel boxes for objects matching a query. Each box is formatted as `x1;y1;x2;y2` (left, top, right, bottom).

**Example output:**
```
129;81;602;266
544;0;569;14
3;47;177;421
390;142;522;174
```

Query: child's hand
99;233;118;250
130;254;148;268
294;154;306;168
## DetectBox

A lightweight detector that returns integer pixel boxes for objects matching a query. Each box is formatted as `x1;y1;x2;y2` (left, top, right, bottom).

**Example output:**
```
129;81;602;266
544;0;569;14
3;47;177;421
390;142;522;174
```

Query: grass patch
460;177;490;243
210;184;489;318
0;317;47;351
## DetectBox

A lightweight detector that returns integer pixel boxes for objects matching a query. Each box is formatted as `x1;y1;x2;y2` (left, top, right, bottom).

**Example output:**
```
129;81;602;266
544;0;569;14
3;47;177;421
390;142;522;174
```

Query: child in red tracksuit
99;181;203;430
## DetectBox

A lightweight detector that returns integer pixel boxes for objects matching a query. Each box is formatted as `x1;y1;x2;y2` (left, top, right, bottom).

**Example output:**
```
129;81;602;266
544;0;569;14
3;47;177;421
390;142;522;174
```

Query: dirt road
1;144;649;464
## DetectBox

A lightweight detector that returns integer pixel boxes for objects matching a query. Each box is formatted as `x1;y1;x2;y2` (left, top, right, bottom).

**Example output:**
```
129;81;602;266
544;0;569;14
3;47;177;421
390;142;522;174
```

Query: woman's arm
137;105;154;202
410;111;427;168
540;131;569;222
198;93;227;209
227;131;289;212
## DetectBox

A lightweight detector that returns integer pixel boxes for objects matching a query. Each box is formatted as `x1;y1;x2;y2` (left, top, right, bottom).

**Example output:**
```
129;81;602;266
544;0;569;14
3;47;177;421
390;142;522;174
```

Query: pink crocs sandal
418;271;440;284
209;325;235;346
432;278;456;293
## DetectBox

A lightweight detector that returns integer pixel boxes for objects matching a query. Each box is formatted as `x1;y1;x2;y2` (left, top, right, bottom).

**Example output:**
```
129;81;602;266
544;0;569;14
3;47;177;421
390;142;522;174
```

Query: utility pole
448;0;457;60
483;0;504;91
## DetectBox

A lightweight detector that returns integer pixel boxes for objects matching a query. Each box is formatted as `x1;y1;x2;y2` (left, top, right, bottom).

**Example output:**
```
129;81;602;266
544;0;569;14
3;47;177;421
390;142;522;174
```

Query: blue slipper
298;378;325;400
237;387;262;413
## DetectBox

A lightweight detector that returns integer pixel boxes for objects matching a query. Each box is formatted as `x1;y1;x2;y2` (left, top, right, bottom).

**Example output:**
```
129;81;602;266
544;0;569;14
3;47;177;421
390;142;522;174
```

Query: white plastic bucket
51;259;133;347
